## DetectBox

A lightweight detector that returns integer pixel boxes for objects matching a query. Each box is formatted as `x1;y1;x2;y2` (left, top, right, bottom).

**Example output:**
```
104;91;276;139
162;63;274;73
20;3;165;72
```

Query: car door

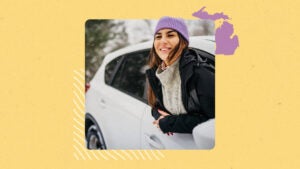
141;106;199;149
100;50;150;149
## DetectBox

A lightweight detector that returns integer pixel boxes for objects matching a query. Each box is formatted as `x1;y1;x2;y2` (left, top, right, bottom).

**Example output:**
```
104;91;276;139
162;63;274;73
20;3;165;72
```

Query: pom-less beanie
154;16;189;43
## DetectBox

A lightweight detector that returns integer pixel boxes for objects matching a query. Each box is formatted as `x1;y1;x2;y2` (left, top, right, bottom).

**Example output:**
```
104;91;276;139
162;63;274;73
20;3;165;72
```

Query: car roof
103;36;215;64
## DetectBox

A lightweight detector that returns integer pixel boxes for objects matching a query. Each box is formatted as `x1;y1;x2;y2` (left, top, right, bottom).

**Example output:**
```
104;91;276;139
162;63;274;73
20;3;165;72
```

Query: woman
146;16;215;134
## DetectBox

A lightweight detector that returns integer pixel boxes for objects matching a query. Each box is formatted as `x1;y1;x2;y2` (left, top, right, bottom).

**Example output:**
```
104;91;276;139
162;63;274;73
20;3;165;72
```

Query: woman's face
154;28;180;63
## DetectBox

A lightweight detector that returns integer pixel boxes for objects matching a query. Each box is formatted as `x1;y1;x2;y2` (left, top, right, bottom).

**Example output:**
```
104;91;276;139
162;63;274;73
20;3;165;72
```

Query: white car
85;36;215;150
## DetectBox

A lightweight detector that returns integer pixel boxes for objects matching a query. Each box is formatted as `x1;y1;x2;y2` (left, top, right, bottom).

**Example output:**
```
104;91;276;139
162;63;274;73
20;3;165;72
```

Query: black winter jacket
145;49;215;133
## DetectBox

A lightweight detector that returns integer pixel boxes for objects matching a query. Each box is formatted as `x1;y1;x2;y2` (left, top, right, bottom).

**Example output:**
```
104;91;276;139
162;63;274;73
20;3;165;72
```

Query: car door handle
99;99;106;109
100;99;105;104
145;134;164;149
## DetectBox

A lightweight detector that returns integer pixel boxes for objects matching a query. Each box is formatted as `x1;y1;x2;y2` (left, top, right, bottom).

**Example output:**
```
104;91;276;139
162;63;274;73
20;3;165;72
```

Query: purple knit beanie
154;16;189;43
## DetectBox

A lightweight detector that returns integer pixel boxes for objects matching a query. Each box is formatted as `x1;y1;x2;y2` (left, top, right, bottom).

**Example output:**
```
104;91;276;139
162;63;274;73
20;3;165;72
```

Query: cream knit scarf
156;59;187;115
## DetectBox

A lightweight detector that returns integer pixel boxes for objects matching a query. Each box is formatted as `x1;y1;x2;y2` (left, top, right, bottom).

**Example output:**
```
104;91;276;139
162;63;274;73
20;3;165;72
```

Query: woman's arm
156;67;215;134
158;112;210;133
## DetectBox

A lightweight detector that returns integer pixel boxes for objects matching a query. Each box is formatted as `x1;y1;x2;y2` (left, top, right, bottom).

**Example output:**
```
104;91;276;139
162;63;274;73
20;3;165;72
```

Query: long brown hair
147;32;188;107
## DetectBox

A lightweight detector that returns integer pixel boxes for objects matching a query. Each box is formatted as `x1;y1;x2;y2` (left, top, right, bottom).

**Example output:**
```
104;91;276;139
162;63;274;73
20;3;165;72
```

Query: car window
105;56;124;84
111;50;149;102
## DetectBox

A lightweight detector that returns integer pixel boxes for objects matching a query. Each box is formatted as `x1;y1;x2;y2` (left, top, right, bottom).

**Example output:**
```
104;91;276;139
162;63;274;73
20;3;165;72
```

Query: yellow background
1;0;299;168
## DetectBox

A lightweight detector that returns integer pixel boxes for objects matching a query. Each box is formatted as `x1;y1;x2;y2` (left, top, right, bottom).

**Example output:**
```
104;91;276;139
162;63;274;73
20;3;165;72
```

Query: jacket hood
179;48;198;68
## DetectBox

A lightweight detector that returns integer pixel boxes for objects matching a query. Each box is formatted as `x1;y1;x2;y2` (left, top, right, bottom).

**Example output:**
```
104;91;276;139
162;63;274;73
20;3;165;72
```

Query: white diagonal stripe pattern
104;151;118;160
73;82;85;98
155;150;165;158
73;131;85;143
74;138;92;160
129;150;139;160
73;125;84;135
73;145;86;160
120;150;134;160
73;70;84;80
144;150;153;160
96;151;109;160
73;109;84;121
73;118;84;128
112;150;126;160
74;153;80;160
73;91;85;107
91;151;100;160
138;150;146;160
73;76;84;88
150;150;160;160
73;99;84;113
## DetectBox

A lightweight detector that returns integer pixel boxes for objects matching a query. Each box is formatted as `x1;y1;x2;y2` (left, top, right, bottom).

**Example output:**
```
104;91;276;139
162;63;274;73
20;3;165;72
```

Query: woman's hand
152;115;164;128
153;109;173;136
157;109;170;117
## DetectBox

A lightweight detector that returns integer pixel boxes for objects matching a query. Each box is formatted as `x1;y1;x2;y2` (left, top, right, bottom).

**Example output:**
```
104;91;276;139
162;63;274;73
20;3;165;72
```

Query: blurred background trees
85;19;214;83
85;20;128;82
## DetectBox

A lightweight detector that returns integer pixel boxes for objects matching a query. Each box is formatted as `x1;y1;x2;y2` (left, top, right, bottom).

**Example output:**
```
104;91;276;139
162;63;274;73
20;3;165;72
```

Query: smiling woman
146;16;215;134
85;18;215;149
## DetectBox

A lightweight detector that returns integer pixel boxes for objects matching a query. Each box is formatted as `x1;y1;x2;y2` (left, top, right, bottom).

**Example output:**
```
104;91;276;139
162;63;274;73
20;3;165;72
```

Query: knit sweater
155;59;187;115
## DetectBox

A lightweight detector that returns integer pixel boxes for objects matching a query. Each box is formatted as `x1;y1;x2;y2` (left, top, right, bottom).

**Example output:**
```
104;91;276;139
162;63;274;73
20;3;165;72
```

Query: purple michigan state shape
193;7;239;55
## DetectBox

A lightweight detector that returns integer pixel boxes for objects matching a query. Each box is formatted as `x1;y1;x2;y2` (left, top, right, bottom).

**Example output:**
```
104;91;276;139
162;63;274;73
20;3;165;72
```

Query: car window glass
105;56;123;84
111;50;149;101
